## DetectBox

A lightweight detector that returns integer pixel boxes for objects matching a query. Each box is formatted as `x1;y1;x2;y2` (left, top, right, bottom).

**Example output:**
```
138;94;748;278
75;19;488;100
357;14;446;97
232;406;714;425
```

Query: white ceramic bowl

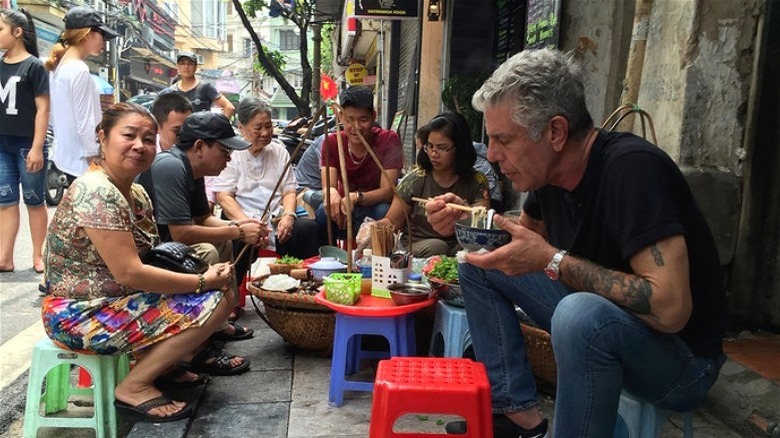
309;257;347;281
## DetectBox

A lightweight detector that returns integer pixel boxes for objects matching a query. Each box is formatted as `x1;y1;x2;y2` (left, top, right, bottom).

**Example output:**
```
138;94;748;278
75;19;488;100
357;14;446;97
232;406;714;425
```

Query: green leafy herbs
277;255;303;265
428;255;459;283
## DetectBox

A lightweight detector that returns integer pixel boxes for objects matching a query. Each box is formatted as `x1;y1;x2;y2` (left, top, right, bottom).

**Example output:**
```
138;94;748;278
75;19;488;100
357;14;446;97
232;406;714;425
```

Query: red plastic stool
369;357;493;437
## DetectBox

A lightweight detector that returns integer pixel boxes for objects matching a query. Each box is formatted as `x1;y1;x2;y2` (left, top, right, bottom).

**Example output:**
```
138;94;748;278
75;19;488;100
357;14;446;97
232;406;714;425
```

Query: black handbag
142;241;209;274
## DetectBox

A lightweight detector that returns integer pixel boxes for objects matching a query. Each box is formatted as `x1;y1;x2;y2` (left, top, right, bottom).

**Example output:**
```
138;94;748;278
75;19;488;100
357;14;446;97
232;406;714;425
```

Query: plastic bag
355;216;376;256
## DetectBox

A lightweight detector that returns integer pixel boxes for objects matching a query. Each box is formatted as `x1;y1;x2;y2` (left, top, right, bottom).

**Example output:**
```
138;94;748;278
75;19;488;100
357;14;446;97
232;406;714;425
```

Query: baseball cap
177;51;198;64
178;112;250;151
64;6;120;40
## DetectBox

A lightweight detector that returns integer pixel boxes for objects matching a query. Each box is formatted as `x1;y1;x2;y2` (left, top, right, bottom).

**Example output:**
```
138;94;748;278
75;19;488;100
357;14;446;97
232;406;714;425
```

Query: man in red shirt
316;86;403;237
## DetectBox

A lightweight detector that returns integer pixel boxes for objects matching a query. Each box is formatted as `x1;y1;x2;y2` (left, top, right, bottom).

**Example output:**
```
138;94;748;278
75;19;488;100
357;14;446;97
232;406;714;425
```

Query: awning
127;47;176;69
125;75;167;90
91;74;114;95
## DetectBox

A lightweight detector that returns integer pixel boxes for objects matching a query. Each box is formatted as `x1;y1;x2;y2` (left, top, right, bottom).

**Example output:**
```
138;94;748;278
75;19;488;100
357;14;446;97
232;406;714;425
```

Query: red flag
320;73;338;100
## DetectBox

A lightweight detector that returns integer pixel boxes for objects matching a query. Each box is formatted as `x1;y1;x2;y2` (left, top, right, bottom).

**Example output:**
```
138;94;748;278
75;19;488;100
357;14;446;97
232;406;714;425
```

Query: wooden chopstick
411;197;476;213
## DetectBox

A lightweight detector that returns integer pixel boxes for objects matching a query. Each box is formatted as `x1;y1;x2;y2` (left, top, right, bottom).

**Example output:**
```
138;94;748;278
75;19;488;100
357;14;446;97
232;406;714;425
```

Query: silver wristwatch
544;250;568;281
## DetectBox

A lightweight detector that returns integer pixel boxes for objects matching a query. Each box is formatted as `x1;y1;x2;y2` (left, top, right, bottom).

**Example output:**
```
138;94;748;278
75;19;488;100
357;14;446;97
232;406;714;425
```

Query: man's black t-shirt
137;147;210;242
524;130;726;358
160;82;220;113
0;56;49;138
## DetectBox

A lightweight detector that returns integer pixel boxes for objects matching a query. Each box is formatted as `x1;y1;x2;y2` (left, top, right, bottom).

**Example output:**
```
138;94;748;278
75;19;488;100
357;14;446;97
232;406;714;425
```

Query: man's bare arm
560;235;692;333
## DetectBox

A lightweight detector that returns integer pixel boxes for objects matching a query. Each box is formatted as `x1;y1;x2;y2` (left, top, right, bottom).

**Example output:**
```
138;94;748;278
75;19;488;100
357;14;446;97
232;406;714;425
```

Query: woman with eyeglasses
371;112;490;257
45;6;119;181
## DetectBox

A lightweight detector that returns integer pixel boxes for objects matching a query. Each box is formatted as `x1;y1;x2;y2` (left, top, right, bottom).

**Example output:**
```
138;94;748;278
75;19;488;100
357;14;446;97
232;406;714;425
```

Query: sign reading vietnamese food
355;0;419;19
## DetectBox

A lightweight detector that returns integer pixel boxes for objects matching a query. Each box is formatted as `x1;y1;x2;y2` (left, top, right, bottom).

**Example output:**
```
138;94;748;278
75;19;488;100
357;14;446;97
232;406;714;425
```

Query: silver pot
387;282;432;306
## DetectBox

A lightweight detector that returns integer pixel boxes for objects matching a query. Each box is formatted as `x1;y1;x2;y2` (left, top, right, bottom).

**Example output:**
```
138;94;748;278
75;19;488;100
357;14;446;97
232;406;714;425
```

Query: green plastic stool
23;337;130;438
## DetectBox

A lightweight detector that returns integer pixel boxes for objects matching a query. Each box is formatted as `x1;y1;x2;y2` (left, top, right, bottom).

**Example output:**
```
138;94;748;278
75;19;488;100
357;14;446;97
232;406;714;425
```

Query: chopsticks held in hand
411;197;476;213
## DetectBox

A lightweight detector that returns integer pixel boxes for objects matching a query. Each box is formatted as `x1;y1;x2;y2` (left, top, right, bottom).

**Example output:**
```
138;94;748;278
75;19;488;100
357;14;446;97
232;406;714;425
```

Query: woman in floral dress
42;103;237;422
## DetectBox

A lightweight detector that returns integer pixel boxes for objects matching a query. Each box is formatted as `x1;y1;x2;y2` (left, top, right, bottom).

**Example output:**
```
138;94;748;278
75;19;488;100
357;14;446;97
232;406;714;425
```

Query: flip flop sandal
154;368;210;389
211;322;254;342
114;395;192;423
180;345;251;376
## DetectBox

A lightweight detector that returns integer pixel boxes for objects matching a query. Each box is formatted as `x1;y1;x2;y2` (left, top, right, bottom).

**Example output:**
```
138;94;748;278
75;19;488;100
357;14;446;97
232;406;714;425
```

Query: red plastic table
315;290;436;407
314;290;435;316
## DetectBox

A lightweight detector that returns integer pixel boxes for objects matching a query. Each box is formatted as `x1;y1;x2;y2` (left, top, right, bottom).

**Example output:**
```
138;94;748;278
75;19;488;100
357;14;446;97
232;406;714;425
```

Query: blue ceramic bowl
455;218;511;252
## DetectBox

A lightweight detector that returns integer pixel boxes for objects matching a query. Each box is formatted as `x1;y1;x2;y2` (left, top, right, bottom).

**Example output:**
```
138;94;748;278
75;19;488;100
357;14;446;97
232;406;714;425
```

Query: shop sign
526;0;561;49
346;63;367;85
34;19;60;59
355;0;419;20
131;61;170;85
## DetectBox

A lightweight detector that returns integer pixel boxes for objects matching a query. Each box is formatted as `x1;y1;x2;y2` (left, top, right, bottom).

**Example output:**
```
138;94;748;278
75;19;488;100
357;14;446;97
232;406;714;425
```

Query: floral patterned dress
42;170;222;355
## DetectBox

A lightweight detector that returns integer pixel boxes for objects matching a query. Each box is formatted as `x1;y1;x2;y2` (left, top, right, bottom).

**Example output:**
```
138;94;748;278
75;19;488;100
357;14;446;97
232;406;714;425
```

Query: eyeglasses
209;142;233;158
91;28;107;39
423;142;454;154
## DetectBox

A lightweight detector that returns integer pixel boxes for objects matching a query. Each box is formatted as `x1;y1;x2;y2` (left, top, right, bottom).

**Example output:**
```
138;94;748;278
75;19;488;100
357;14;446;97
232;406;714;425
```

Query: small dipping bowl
387;282;432;306
428;278;464;307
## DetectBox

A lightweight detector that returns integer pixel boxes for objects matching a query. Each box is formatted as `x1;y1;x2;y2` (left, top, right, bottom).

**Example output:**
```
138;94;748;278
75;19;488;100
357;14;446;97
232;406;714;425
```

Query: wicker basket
247;281;335;355
520;323;557;388
264;305;335;354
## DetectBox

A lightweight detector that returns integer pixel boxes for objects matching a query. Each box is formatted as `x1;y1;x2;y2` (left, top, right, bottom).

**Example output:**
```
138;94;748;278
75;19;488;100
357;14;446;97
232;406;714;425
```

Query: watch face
545;267;559;281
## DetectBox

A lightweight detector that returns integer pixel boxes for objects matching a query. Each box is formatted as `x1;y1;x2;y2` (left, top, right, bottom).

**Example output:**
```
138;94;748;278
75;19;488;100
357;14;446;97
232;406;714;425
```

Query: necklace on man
348;146;367;165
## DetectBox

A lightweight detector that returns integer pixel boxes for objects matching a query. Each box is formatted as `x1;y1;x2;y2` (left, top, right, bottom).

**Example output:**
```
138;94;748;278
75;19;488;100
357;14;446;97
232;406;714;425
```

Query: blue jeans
314;202;390;239
0;135;47;207
458;263;725;437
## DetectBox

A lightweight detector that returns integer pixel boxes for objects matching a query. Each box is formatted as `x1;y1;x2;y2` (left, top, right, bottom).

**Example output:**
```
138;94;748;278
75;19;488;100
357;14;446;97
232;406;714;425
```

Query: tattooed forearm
650;244;665;266
566;258;653;315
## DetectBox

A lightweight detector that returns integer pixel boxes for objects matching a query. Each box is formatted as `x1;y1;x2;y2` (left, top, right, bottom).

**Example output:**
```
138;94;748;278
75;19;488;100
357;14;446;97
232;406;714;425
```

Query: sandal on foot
211;322;254;342
180;344;251;376
154;368;209;388
114;395;192;423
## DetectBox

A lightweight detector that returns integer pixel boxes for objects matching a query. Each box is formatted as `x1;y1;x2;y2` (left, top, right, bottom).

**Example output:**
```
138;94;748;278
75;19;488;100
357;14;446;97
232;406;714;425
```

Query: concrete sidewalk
123;301;758;438
2;299;772;437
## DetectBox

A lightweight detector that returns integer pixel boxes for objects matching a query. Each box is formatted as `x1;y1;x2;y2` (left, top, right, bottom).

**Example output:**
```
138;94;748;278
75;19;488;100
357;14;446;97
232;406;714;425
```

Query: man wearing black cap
138;112;266;351
160;51;235;117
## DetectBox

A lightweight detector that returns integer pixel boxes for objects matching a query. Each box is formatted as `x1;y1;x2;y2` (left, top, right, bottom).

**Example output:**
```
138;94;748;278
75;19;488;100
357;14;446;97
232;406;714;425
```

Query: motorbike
276;114;336;165
45;127;69;206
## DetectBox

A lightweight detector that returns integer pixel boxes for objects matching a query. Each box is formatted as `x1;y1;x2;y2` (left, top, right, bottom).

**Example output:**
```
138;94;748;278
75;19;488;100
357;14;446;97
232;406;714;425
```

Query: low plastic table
315;291;436;406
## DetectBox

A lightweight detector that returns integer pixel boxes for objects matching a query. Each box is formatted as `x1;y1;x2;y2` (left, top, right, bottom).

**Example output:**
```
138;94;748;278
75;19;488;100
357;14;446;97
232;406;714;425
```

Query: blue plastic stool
614;390;694;438
23;337;130;438
429;300;472;358
329;313;416;407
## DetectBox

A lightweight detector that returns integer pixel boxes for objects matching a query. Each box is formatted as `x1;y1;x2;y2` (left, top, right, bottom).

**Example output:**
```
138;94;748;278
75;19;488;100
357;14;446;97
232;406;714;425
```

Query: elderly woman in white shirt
213;97;323;283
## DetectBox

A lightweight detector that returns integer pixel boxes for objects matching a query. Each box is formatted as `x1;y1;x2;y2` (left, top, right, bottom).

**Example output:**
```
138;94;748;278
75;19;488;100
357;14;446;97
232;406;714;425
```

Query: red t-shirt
320;125;403;196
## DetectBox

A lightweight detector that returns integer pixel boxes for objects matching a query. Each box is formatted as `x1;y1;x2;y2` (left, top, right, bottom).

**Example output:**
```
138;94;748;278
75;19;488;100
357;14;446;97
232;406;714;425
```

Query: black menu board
525;0;562;49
